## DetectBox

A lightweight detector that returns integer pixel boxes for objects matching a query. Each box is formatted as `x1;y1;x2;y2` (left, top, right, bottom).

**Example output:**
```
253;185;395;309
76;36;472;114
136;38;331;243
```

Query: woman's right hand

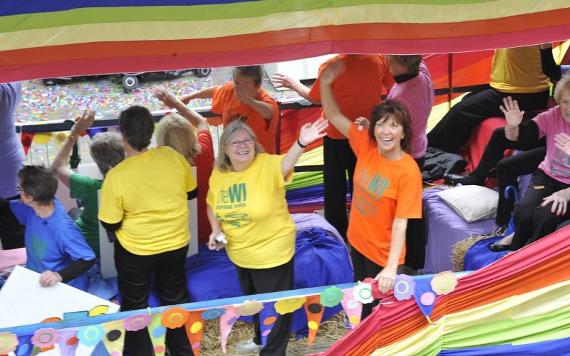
153;87;177;108
208;231;224;251
272;73;300;91
71;109;96;137
499;96;525;128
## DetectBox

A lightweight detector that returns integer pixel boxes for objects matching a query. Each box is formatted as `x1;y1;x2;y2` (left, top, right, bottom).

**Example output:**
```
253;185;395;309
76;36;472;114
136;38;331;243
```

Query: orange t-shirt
347;125;422;267
212;82;279;153
309;54;394;139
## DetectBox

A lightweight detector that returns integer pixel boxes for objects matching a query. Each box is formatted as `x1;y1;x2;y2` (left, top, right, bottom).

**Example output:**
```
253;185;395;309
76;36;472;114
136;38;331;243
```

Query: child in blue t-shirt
0;166;95;290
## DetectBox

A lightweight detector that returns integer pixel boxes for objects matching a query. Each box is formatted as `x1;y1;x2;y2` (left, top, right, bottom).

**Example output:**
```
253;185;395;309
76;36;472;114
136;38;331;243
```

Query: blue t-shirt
9;198;96;290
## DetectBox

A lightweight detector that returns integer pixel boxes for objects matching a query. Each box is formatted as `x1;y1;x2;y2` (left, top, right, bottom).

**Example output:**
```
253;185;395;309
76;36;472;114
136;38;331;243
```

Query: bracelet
297;138;307;149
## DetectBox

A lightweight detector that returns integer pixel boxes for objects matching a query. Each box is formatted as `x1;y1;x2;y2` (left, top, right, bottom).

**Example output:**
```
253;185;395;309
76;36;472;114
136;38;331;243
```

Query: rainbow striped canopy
1;0;570;82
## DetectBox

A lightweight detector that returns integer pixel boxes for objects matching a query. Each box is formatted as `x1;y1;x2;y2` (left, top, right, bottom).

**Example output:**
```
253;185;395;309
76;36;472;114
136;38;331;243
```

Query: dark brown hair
368;100;412;152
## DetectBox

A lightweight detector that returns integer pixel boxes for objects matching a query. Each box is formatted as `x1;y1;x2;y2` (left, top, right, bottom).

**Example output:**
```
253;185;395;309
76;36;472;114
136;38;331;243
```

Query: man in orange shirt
180;66;279;153
273;55;394;239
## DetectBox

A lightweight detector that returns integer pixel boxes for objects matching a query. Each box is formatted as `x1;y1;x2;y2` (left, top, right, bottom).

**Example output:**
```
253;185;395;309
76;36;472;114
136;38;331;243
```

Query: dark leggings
235;259;294;356
427;87;549;153
511;170;570;250
350;247;383;319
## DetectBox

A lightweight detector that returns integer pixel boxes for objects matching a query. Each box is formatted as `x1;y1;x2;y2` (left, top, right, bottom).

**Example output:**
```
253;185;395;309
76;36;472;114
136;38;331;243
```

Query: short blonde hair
155;113;201;161
216;119;265;172
554;73;570;104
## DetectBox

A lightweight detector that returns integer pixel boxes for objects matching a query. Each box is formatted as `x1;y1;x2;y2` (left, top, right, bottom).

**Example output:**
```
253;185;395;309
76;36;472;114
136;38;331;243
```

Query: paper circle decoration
189;321;203;334
274;297;305;315
201;308;225;320
124;314;152;331
78;325;104;347
0;333;18;354
320;286;344;307
161;307;189;329
238;300;264;316
31;328;60;349
393;274;416;301
353;283;374;304
89;305;110;317
420;292;436;306
106;329;122;342
263;316;277;326
431;271;458;295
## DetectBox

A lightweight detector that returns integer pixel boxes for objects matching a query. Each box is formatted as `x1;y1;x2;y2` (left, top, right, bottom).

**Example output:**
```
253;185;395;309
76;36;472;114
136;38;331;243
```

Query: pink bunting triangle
219;306;240;353
341;288;362;328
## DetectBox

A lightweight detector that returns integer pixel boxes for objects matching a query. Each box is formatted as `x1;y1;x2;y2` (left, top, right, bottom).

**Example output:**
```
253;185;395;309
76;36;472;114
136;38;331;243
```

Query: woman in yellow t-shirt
206;118;327;355
319;61;423;320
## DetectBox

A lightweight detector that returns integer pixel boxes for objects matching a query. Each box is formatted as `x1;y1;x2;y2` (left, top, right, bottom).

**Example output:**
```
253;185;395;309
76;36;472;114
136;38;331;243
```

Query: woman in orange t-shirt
320;61;423;319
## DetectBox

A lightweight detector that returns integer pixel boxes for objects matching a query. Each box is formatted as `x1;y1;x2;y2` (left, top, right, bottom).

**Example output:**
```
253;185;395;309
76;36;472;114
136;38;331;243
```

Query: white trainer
235;338;262;354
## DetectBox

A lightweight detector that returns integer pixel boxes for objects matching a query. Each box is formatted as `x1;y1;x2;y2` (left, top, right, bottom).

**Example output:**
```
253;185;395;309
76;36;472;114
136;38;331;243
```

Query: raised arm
235;86;274;120
179;87;214;105
281;118;328;177
500;96;525;141
272;73;316;103
153;87;208;131
540;43;561;83
52;110;95;187
319;61;352;137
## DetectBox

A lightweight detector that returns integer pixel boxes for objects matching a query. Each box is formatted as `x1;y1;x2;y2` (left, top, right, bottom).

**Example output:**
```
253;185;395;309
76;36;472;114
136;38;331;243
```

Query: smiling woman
319;61;423;320
206;118;327;355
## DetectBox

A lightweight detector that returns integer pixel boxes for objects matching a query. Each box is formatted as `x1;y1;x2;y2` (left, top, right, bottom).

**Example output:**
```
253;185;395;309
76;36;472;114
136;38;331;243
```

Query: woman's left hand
374;266;397;294
542;188;570;216
39;270;62;287
298;118;329;147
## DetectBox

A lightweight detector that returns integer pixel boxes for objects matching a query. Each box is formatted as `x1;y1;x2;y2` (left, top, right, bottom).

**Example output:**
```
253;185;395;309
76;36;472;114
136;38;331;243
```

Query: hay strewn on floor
201;313;349;356
451;233;496;271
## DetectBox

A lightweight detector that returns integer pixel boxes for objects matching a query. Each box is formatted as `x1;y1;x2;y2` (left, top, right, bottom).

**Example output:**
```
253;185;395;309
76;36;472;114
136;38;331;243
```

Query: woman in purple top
494;74;570;250
386;55;434;169
0;82;23;199
0;82;25;249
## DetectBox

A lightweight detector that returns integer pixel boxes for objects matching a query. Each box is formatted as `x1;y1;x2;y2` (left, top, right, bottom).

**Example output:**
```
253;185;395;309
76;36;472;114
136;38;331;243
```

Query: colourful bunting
431;271;459;295
89;305;111;317
21;133;33;155
320;286;344;307
0;332;18;354
303;295;325;346
219;306;240;354
184;311;205;356
15;335;31;356
353;282;374;304
238;300;264;316
31;328;60;351
275;297;305;315
258;302;278;347
148;313;167;356
102;319;125;354
340;289;362;328
413;278;438;318
32;133;52;144
161;307;189;329
124;314;152;332
56;328;79;356
77;324;105;347
394;275;416;301
201;308;225;321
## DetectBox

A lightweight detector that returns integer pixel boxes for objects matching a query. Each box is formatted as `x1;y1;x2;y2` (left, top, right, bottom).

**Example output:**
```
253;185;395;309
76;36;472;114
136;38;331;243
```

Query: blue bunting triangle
412;276;438;318
16;335;32;356
258;301;277;347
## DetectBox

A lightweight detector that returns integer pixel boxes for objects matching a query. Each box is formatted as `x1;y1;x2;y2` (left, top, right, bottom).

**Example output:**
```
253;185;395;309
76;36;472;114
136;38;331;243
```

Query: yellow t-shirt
98;146;197;255
490;46;550;93
207;153;295;269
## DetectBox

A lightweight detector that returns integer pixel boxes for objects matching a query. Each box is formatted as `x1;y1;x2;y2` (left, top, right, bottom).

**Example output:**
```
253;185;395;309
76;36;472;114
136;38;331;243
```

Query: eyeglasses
228;138;254;148
16;185;22;192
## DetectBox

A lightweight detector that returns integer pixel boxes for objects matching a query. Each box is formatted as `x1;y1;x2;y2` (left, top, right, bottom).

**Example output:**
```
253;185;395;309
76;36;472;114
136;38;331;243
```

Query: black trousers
235;259;294;356
114;242;192;356
0;195;25;249
350;247;382;320
495;147;546;226
323;137;356;240
511;170;570;250
405;157;426;270
427;87;549;153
